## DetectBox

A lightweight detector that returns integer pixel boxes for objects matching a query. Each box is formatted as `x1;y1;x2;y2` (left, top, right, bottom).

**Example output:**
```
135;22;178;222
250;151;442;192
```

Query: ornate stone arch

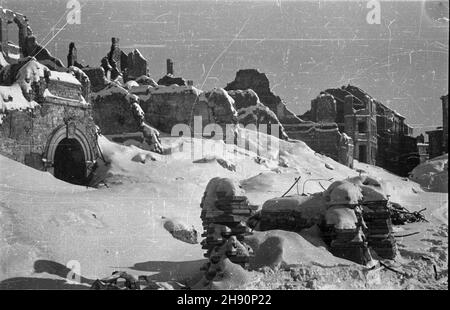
44;122;95;176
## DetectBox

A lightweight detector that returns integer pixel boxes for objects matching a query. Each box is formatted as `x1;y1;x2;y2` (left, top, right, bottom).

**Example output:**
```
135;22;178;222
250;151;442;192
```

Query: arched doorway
53;138;87;185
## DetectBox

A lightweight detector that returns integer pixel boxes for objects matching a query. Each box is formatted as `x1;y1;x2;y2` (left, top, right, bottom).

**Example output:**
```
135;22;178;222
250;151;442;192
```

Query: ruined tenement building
426;94;448;160
300;85;419;176
443;94;448;154
0;8;99;186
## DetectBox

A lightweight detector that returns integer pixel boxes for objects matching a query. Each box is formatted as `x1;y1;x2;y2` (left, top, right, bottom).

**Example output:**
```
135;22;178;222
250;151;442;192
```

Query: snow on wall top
0;84;40;122
92;82;139;103
48;71;81;86
148;84;203;96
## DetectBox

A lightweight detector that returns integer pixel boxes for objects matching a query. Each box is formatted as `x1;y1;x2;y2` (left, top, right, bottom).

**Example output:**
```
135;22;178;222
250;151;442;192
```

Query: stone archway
44;123;95;185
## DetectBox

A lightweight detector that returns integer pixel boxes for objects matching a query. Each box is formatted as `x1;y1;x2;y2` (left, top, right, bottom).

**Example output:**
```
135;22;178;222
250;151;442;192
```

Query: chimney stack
167;58;174;75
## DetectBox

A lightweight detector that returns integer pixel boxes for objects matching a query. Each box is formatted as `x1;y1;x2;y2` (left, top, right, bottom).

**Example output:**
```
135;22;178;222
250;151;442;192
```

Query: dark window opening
359;145;367;163
54;138;87;185
6;22;20;49
358;121;367;133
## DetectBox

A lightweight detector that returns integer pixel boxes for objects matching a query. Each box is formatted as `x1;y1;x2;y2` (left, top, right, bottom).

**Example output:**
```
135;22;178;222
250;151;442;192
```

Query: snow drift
410;154;448;193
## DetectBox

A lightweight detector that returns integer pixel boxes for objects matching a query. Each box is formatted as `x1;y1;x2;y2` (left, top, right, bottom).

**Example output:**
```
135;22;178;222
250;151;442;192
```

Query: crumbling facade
1;7;65;70
300;85;419;176
426;94;448;160
443;94;448;153
0;8;30;64
317;86;378;166
290;93;355;167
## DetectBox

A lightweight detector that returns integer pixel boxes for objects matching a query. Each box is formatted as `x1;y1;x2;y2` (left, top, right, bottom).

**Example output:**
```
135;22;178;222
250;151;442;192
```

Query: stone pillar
100;57;112;80
166;58;174;75
108;37;122;71
15;14;30;56
67;42;77;67
0;19;8;53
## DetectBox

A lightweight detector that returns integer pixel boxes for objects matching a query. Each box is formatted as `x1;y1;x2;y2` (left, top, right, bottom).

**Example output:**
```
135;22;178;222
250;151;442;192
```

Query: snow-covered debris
15;58;50;97
125;80;139;90
0;52;9;68
0;84;40;116
201;177;244;212
161;217;198;244
410;154;448;193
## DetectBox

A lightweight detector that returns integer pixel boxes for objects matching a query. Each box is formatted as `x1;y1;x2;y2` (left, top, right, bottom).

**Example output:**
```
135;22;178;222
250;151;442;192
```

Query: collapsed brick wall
290;124;354;167
90;90;141;135
82;67;108;92
139;88;211;133
137;87;238;136
227;89;289;140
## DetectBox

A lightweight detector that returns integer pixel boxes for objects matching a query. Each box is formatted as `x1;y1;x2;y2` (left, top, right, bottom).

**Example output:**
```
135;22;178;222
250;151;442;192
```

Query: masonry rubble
200;178;256;271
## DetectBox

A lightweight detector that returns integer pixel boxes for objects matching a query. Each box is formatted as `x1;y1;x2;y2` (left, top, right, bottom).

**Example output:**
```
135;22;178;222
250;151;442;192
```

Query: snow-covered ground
0;130;447;289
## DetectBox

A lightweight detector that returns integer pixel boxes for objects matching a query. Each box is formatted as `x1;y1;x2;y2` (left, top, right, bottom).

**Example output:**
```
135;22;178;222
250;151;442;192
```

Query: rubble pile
90;271;186;290
322;207;373;265
200;194;257;269
259;194;327;233
362;200;398;259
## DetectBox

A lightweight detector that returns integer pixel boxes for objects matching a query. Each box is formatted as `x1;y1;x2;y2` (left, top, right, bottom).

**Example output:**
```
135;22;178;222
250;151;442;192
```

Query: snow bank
245;230;354;269
410;154;448;193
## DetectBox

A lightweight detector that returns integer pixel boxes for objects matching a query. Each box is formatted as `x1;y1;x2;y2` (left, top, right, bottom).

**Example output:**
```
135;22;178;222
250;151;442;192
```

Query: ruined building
444;94;449;154
1;7;65;70
0;8;29;64
426;94;448;160
301;86;379;166
0;8;99;186
300;85;419;176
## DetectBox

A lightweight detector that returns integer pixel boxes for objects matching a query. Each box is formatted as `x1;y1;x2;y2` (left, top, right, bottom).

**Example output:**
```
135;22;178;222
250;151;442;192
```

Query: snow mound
193;258;258;290
410;154;448;193
245;230;354;269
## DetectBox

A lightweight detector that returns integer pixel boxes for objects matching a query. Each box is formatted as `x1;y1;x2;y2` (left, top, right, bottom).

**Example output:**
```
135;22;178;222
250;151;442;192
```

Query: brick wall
289;124;353;167
0;101;97;171
91;92;141;135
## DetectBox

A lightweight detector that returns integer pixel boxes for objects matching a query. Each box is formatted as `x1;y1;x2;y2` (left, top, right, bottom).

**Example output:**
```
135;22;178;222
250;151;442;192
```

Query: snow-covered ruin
0;6;447;291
